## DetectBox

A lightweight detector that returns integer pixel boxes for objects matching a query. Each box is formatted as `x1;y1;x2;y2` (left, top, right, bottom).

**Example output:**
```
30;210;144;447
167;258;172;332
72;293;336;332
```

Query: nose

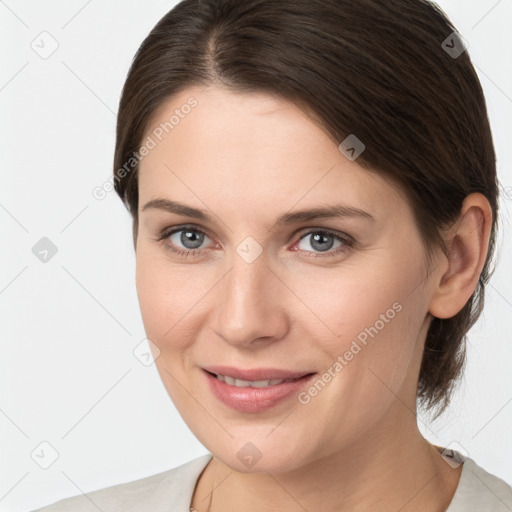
212;250;289;348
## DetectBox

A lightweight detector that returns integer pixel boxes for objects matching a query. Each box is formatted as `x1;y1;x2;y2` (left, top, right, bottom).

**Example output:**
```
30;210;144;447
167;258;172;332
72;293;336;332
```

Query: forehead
138;86;408;223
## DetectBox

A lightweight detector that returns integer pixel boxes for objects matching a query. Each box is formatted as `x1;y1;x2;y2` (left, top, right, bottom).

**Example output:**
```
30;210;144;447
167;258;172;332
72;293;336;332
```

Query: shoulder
446;452;512;512
30;453;213;512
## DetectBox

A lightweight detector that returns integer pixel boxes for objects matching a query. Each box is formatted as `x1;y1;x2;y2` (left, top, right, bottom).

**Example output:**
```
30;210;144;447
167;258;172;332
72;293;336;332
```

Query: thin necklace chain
207;465;214;512
190;457;215;512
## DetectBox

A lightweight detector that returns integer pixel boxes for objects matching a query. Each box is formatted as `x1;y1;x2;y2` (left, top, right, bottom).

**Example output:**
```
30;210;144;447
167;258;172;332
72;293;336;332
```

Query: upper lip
202;365;315;381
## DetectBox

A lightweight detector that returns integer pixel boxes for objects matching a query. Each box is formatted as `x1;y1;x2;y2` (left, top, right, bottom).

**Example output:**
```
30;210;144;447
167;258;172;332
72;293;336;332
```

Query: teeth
216;374;295;387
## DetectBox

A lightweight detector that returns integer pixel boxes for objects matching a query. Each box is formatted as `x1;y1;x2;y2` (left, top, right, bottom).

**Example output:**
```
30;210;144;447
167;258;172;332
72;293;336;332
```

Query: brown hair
113;0;499;419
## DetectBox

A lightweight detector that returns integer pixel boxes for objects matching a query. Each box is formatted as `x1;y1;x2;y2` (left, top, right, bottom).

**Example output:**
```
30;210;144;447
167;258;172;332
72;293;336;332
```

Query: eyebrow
141;198;375;225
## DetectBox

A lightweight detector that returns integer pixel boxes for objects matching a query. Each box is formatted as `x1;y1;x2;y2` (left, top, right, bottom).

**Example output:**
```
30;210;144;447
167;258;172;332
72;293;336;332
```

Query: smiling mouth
204;370;315;388
203;369;318;413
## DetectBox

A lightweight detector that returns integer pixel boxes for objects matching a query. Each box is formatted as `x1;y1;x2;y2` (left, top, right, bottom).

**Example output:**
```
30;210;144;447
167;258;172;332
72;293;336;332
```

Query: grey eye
169;229;208;250
297;232;344;253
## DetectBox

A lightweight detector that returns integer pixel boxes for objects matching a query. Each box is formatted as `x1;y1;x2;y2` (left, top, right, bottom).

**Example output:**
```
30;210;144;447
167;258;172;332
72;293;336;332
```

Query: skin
134;85;492;511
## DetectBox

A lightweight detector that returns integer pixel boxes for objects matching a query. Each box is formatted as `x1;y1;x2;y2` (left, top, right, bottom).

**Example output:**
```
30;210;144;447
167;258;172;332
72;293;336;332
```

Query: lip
202;365;313;381
203;369;317;413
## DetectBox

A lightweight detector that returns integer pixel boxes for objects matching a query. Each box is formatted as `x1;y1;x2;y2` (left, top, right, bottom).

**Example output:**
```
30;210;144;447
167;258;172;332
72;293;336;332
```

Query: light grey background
1;1;511;511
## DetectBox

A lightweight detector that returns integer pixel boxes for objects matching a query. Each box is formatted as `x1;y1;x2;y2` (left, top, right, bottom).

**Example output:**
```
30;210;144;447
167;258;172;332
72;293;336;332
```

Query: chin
203;433;315;475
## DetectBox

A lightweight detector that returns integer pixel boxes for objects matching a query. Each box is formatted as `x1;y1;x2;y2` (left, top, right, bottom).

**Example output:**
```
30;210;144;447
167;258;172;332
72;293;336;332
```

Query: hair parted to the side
113;0;499;420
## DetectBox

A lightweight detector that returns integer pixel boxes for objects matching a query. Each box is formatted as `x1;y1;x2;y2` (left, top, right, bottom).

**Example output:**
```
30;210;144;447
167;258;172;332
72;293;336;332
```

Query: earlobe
428;193;493;319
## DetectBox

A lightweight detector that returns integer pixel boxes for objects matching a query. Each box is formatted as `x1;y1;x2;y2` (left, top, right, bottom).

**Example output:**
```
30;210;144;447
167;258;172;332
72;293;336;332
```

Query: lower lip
203;370;317;413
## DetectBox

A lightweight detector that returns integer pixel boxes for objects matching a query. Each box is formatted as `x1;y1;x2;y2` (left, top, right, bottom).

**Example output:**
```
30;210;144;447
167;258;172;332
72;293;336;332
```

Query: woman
33;0;512;510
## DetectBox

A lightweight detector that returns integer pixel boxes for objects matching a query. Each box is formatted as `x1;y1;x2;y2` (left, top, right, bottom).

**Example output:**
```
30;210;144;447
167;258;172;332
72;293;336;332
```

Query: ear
428;193;493;319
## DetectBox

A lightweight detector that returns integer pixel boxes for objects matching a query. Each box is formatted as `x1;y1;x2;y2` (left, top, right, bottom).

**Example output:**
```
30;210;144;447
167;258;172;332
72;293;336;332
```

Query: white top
31;449;512;511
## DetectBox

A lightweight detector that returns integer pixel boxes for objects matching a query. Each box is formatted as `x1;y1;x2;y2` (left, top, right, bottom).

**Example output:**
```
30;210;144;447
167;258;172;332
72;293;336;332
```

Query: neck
191;407;462;512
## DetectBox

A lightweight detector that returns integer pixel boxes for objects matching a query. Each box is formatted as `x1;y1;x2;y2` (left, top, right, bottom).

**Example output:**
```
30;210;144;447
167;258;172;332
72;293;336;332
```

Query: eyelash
157;225;354;259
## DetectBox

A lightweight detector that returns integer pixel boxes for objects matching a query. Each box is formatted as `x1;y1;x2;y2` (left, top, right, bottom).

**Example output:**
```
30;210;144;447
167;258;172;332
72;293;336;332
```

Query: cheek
291;270;427;448
135;246;205;404
135;243;213;352
292;256;419;343
305;255;428;395
136;246;181;343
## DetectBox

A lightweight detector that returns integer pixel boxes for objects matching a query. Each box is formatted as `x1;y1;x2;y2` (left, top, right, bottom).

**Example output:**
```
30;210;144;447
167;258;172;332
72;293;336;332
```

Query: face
135;85;439;473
